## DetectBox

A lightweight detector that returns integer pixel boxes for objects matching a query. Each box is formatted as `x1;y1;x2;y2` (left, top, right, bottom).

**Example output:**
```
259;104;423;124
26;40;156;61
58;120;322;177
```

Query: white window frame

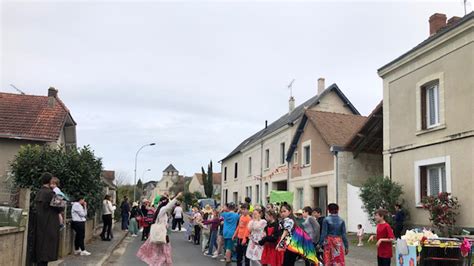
414;156;451;206
303;145;311;166
426;83;440;128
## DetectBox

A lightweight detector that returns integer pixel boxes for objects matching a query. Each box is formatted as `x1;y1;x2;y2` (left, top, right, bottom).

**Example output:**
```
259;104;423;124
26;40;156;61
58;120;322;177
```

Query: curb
95;230;129;266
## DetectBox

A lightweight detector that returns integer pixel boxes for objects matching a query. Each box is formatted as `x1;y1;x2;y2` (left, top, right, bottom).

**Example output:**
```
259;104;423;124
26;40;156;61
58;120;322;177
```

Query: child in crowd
233;203;251;266
369;209;395;266
221;203;240;266
50;176;66;229
357;224;365;247
259;209;284;266
246;207;267;265
192;207;203;245
203;209;224;258
141;201;155;241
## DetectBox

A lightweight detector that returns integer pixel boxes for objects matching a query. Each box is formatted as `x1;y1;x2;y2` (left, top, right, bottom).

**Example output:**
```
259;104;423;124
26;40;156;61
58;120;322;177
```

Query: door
313;186;328;215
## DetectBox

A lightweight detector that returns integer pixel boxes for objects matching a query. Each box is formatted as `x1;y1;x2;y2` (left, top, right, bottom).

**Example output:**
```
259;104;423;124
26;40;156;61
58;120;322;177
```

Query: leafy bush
11;145;104;217
359;176;405;225
422;192;460;237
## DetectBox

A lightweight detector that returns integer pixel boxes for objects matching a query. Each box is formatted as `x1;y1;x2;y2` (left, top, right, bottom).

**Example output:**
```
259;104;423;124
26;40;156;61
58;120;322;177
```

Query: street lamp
134;143;156;202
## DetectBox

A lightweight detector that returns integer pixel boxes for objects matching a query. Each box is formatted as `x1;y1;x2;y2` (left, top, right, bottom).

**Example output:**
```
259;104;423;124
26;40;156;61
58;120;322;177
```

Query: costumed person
233;203;251;266
276;203;318;266
259;209;284;266
246;207;267;265
302;206;320;266
221;203;240;265
142;200;156;241
136;192;183;266
318;203;348;266
33;173;63;266
202;209;223;258
201;204;213;253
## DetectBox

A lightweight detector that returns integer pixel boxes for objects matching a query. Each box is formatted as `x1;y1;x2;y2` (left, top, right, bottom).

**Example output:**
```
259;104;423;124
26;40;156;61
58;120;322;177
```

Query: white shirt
72;202;87;222
173;206;183;219
102;200;114;215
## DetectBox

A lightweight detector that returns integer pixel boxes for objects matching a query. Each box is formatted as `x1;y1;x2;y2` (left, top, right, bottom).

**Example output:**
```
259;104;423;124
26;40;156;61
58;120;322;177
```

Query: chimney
429;13;447;36
289;96;295;113
317;77;325;95
48;87;58;107
447;16;461;26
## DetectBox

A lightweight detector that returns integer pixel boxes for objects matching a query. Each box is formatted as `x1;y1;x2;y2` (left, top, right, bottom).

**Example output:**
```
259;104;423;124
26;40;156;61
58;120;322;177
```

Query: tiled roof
378;11;474;73
194;173;222;185
0;92;74;142
221;84;360;162
305;110;368;147
163;164;178;173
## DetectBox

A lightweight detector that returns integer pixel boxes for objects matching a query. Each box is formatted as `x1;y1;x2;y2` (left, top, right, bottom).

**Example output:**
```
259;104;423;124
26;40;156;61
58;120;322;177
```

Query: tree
169;176;185;196
11;144;104;217
203;161;214;198
422;192;460;237
136;178;143;199
359;176;405;225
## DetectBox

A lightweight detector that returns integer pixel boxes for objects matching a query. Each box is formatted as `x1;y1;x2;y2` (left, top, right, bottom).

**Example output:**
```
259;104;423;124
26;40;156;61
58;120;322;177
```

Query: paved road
105;230;377;266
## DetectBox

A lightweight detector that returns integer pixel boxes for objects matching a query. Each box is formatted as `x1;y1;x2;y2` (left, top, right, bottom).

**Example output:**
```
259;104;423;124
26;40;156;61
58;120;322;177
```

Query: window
234;162;238;178
420;164;446;198
233;192;238;203
248;157;252;175
304;145;311;165
294;152;298;164
415;156;451;205
421;81;440;129
223;189;228;204
224;167;227;181
265;182;269;198
280;142;286;165
265;149;270;169
297;188;304;209
314;186;328;215
249;186;252;200
256;184;260;204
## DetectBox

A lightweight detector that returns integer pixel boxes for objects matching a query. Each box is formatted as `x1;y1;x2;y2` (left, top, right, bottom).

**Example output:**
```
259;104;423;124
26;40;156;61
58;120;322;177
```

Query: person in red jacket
369;209;395;266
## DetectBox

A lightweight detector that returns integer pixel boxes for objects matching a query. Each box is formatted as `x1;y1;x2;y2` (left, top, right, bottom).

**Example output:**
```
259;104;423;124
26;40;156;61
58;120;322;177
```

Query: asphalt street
105;230;377;266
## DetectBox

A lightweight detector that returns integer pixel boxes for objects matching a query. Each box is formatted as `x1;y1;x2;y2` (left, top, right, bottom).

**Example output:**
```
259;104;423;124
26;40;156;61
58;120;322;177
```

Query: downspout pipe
330;145;344;204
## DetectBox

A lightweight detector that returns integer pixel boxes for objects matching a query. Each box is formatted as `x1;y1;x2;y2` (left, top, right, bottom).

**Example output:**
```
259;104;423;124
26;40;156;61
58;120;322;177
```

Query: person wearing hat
129;202;141;237
200;205;213;253
295;209;305;228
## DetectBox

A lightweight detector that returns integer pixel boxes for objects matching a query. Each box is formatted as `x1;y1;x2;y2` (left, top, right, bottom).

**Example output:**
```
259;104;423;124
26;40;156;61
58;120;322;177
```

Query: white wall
347;184;376;234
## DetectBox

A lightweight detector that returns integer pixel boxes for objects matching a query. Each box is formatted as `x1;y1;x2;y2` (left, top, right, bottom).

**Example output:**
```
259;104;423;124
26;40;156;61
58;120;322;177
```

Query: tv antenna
287;79;295;97
10;84;25;95
464;0;468;15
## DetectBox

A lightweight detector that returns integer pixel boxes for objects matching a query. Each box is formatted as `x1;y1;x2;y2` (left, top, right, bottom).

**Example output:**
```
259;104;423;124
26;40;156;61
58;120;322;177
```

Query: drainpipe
330;146;344;204
389;154;392;181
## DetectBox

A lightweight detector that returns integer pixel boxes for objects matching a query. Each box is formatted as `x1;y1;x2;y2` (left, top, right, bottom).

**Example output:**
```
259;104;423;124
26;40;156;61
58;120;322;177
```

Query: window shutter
441;166;447;192
420;166;428;199
421;87;427;129
428;167;440;196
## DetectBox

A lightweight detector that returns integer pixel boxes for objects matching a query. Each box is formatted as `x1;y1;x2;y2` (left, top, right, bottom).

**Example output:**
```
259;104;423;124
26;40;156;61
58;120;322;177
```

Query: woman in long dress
246;207;267;265
136;192;182;266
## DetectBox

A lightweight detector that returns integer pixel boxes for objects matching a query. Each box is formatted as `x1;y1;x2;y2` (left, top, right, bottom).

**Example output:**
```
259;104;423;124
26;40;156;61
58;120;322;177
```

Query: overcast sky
1;0;470;184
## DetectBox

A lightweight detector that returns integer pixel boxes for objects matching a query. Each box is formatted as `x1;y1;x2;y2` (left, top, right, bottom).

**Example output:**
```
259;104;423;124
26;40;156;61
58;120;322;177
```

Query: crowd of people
177;196;402;266
30;170;403;266
177;197;354;266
